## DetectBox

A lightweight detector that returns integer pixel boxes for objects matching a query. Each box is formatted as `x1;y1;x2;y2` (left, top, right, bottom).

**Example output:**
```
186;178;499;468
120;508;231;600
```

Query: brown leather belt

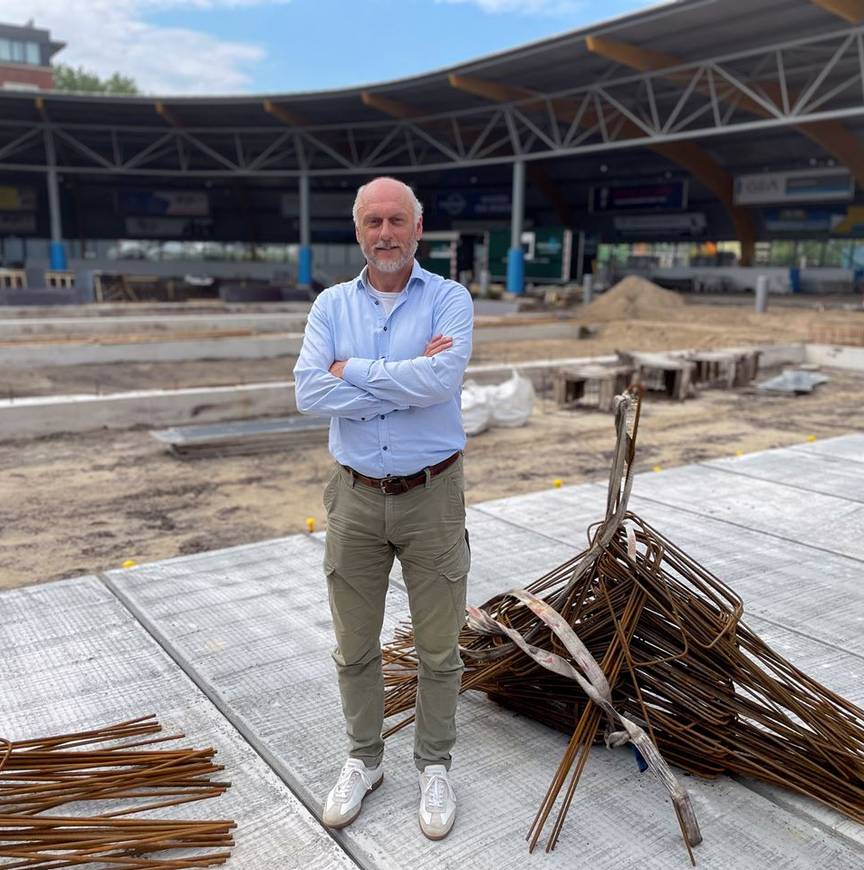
344;451;461;495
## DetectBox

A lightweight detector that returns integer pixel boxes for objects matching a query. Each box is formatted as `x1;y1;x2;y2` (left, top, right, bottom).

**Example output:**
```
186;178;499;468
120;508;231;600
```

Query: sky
5;0;663;96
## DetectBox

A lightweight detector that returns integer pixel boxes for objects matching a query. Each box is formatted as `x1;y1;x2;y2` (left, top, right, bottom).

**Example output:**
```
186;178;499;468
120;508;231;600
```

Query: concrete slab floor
2;438;863;867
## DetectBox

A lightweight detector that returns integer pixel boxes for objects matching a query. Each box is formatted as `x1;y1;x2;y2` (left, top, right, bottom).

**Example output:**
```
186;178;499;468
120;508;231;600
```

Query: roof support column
298;171;312;289
508;159;525;295
43;128;67;271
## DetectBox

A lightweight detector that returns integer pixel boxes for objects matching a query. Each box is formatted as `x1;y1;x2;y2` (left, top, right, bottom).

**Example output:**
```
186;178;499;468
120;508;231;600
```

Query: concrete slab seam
702;463;864;506
97;570;369;870
470;502;596;550
741;613;864;666
587;484;864;568
732;777;864;856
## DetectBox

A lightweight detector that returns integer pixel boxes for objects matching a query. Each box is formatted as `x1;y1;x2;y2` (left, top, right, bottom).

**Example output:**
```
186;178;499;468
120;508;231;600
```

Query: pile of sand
585;275;686;321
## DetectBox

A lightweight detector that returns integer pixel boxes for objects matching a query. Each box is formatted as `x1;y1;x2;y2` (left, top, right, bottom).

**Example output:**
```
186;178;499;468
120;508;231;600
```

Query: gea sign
734;168;852;205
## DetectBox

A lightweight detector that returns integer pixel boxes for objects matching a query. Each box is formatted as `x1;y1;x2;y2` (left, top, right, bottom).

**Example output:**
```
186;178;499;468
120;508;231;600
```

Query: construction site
3;0;864;868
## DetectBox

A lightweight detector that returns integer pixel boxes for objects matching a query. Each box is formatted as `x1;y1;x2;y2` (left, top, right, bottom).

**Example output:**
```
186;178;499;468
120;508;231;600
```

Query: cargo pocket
434;531;471;583
323;467;340;513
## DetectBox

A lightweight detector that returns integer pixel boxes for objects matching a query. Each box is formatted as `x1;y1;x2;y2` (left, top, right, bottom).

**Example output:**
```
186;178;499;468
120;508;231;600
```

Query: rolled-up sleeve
293;295;405;419
342;285;473;408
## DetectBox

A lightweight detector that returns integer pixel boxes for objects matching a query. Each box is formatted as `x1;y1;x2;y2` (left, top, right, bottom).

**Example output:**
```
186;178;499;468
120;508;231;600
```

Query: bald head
352;177;423;226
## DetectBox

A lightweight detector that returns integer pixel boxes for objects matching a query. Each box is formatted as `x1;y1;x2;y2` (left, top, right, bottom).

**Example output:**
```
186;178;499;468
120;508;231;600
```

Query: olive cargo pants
323;456;469;772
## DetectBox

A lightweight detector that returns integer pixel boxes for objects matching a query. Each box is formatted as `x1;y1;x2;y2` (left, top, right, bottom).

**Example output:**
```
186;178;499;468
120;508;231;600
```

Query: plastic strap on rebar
466;588;702;848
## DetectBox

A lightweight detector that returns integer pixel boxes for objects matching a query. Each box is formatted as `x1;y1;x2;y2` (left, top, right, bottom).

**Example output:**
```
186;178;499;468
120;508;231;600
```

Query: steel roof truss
0;126;41;163
122;132;175;171
404;121;461;164
246;131;292;171
51;127;116;171
792;32;855;113
466;110;502;159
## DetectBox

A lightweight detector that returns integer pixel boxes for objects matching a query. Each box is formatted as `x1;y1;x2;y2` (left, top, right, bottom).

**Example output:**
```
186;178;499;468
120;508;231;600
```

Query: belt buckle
380;476;408;495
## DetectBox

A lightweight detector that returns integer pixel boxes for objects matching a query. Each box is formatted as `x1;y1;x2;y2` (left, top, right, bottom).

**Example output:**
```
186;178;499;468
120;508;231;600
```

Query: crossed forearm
328;334;453;379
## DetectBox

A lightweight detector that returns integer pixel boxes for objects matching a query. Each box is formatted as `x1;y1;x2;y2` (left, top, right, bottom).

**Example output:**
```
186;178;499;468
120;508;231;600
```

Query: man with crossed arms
294;176;473;840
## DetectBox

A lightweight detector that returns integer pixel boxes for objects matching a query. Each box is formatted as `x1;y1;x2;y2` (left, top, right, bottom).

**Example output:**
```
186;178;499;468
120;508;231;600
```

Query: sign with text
124;216;211;237
0;212;36;232
763;207;846;234
434;190;511;219
613;212;706;238
734;168;853;205
0;186;36;211
117;190;210;217
590;181;687;212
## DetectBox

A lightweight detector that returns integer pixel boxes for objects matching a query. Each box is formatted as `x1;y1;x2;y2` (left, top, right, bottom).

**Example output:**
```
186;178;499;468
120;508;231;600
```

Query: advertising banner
0;186;36;211
487;227;572;281
125;216;209;237
434;190;511;219
734;168;853;205
590;181;687;212
0;212;36;233
613;212;706;238
117;190;210;216
763;208;846;233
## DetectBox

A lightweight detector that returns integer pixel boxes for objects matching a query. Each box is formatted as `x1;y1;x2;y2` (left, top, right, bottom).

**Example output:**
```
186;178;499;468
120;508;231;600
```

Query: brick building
0;21;64;91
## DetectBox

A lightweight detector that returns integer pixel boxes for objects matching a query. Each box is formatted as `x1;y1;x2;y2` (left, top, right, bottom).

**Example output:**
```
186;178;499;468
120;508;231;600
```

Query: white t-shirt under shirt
369;285;403;317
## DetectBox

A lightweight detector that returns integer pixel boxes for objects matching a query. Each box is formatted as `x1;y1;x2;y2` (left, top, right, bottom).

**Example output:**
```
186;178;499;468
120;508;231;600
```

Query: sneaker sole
323;773;384;830
419;817;454;841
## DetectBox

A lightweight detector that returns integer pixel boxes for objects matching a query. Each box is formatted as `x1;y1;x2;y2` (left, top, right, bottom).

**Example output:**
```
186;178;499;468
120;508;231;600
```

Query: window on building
0;39;41;65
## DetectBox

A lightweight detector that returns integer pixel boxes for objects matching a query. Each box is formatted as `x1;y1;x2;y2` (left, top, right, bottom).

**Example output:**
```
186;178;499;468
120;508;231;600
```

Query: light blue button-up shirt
293;260;474;477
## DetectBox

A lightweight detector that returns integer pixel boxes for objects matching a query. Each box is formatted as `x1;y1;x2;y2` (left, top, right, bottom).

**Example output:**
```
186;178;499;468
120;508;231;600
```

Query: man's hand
424;334;453;357
329;335;450;378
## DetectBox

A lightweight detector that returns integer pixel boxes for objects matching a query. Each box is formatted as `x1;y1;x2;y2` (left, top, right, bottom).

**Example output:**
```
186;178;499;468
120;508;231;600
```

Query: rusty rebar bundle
382;391;864;861
0;715;235;868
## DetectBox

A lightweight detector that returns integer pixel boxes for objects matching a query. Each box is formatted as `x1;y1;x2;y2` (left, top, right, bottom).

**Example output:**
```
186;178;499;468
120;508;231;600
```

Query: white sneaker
322;758;383;829
418;764;456;840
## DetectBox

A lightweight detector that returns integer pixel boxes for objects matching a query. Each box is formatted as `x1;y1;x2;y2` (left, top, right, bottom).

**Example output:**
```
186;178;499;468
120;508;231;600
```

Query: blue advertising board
434;190;511;219
117;189;209;217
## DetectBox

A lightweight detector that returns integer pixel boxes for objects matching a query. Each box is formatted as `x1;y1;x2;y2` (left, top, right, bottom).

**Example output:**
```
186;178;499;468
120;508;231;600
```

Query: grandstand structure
0;0;863;295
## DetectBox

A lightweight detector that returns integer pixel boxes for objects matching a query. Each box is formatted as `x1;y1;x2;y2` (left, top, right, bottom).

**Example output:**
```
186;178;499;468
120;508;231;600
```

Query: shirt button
380;415;385;419
361;417;365;421
383;326;388;331
382;446;388;451
374;300;380;305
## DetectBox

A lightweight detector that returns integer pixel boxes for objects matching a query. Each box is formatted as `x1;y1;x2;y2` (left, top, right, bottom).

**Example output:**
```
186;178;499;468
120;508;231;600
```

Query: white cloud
435;0;585;15
0;0;277;94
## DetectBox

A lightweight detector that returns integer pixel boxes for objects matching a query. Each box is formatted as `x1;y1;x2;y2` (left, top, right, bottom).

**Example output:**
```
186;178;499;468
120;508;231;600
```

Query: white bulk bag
461;380;493;436
488;370;535;428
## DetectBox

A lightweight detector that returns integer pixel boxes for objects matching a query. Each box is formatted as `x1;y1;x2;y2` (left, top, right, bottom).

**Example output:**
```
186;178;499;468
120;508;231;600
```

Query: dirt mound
586;275;686;320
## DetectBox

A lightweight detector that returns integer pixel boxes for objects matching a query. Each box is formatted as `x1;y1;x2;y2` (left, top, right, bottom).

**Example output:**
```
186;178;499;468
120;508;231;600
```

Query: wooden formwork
0;269;26;289
688;349;761;388
616;351;695;401
553;364;634;412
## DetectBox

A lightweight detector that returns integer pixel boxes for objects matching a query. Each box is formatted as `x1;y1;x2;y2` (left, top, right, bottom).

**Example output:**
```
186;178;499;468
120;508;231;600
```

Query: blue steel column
507;159;525;295
44;128;67;271
298;172;312;289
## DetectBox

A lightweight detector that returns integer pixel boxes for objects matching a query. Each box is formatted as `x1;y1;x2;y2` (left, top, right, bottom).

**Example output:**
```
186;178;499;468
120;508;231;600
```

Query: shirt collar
357;259;426;293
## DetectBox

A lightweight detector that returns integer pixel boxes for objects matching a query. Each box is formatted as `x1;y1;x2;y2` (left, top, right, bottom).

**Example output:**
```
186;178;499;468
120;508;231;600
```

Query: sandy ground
4;297;863;397
3;291;864;589
3;364;862;589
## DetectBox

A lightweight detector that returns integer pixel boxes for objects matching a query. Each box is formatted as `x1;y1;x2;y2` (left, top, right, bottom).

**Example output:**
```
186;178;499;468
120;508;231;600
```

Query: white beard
363;237;418;273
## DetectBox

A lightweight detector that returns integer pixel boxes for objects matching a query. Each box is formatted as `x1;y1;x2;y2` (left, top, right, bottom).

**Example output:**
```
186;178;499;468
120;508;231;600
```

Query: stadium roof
0;0;856;130
0;0;862;255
